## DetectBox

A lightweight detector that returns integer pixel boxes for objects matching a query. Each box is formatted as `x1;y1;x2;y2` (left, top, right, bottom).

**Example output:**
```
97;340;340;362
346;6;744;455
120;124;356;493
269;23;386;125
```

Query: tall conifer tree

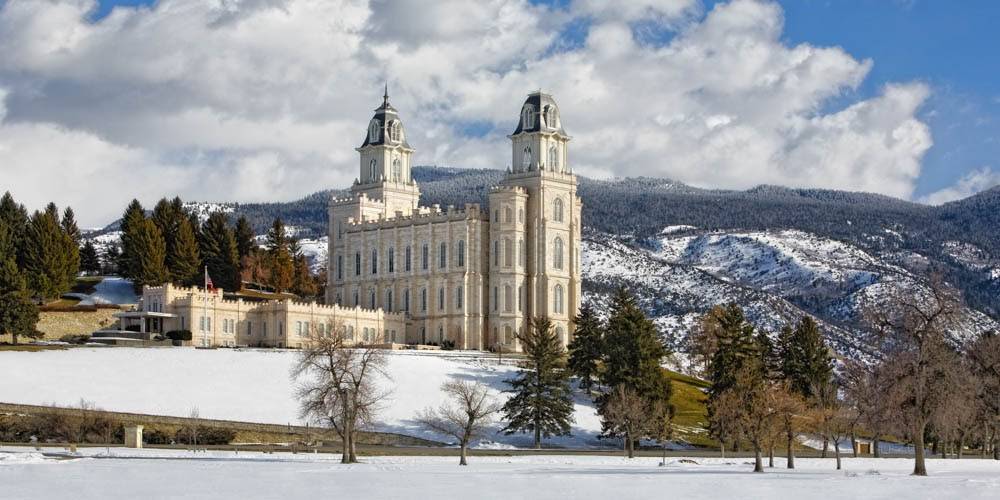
170;217;201;286
567;303;603;394
200;212;241;291
118;199;146;281
501;317;575;448
265;218;294;293
131;218;169;290
24;207;72;299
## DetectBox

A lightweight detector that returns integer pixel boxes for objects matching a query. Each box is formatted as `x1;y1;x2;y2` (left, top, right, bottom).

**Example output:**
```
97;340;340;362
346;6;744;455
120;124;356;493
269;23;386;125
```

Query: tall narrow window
518;208;524;223
388;247;395;273
353;288;359;306
371;249;378;274
336;255;343;280
553;198;564;222
518;285;523;312
504;285;513;312
519;239;525;267
386;290;393;312
405;245;412;272
522;146;532;170
421;243;429;270
438;287;445;310
554;284;564;314
404;288;410;312
370;288;376;309
554;237;564;269
504;239;513;267
493;287;498;312
421;288;427;311
456;286;464;309
369;158;377;182
548;145;559;171
505;207;513;223
392;158;402;182
457;240;465;267
439;242;447;269
493;240;500;266
355;252;361;276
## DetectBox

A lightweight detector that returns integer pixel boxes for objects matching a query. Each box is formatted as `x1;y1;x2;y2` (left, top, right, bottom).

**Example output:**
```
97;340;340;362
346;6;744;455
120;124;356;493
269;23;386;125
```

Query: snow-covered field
0;347;604;448
2;447;998;500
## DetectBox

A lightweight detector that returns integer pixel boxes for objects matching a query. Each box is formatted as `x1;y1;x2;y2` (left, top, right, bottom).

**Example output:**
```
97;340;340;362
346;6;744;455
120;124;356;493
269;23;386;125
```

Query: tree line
114;197;320;298
1;191;81;343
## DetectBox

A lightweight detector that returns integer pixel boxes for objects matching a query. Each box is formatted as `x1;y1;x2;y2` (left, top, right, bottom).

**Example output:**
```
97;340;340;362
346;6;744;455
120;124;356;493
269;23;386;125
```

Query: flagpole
204;265;209;348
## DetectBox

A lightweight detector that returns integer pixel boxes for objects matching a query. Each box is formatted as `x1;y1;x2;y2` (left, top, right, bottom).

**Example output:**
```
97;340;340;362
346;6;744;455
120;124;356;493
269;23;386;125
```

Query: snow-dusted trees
417;380;501;465
293;327;389;463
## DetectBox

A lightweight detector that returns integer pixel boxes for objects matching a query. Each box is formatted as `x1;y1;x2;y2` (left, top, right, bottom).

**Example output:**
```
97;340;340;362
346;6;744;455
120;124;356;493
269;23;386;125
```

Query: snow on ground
1;448;998;500
0;348;605;448
86;277;138;305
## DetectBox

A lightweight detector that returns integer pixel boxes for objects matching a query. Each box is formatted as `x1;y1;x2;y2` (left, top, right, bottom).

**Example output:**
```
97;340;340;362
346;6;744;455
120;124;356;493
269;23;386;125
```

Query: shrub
143;428;173;445
166;330;193;341
440;339;456;351
174;426;236;445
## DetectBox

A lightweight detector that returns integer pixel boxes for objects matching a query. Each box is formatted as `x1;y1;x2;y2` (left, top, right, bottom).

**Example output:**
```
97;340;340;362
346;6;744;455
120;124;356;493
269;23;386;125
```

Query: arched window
553;198;564;222
336;255;343;280
493;240;500;266
518;208;524;223
386;290;393;312
554;237;564;269
438;287;445;310
492;286;498;312
421;243;429;270
371;249;378;274
505;207;513;223
457;240;465;267
522;146;532;170
438;325;444;343
439;242;447;269
505;285;513;312
518;238;525;267
548;145;559;171
405;245;412;272
392;157;402;182
421;288;427;311
346;325;354;341
369;158;377;182
368;119;380;142
456;286;464;309
517;285;523;311
555;326;564;344
521;104;534;130
404;288;410;312
504;238;513;267
355;252;361;276
554;284;564;314
353;288;359;306
388;247;395;273
370;288;376;309
389;120;402;142
504;325;514;344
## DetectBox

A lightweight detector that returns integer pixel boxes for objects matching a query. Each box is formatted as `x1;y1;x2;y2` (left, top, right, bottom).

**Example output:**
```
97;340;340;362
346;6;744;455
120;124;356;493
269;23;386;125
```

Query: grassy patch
44;298;82;308
665;369;712;447
0;344;69;351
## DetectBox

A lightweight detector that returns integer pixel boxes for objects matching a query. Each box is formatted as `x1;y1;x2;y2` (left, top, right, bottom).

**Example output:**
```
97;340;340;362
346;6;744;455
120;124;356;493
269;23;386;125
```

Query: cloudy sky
1;0;998;226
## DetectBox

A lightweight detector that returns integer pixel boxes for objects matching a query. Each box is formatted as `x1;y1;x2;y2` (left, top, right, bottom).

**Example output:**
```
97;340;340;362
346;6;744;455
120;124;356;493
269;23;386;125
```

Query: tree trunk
460;442;468;466
958;436;965;459
851;432;858;458
753;445;764;473
720;441;726;459
349;432;357;463
873;435;881;458
340;431;350;464
786;430;795;469
913;426;928;476
822;437;828;459
835;442;842;470
626;432;635;459
661;443;667;466
534;425;541;450
768;444;774;468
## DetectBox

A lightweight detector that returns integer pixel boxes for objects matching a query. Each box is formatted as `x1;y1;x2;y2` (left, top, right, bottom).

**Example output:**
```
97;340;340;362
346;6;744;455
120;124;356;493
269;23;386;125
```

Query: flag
204;266;214;291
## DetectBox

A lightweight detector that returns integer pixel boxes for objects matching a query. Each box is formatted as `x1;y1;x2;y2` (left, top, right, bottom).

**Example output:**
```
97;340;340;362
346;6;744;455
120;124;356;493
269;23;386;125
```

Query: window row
336;240;466;280
342;285;466;313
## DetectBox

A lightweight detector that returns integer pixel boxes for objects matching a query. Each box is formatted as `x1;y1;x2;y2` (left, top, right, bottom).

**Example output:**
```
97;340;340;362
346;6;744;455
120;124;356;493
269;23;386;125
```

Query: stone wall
34;309;122;340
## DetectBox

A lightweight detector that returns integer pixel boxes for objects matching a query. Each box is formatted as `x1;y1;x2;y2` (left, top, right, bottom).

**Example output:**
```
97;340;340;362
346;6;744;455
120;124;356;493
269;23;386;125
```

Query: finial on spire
383;82;389;107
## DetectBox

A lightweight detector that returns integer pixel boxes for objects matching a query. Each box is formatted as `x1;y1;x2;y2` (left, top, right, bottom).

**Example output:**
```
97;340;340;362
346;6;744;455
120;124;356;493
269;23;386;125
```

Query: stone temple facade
326;90;583;350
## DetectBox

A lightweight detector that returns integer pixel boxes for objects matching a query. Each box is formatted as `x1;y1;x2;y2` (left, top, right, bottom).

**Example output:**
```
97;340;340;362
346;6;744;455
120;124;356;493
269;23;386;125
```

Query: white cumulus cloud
0;0;939;226
921;167;1000;205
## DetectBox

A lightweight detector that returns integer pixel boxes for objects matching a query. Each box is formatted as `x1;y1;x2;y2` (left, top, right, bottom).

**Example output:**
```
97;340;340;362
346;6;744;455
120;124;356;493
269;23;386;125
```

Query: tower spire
383;82;389;107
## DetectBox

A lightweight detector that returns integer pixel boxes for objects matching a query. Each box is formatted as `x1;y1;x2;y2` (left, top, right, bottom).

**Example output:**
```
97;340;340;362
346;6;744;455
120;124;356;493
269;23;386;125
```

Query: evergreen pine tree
0;192;29;270
24;207;72;299
131;218;169;290
781;316;833;400
0;226;39;344
118;199;146;281
291;253;318;298
170;217;201;286
102;244;120;275
235;216;256;261
61;206;80;284
151;198;180;262
200;212;241;291
567;303;603;394
265;218;294;293
598;287;672;442
501;317;575;448
703;303;759;450
79;241;101;275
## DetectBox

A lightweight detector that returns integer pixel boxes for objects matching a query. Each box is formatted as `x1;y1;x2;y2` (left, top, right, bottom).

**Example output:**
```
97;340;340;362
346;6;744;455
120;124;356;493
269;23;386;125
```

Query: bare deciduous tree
603;385;649;459
810;400;855;470
292;325;389;463
770;383;806;469
864;275;963;476
968;330;1000;460
417;380;501;465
